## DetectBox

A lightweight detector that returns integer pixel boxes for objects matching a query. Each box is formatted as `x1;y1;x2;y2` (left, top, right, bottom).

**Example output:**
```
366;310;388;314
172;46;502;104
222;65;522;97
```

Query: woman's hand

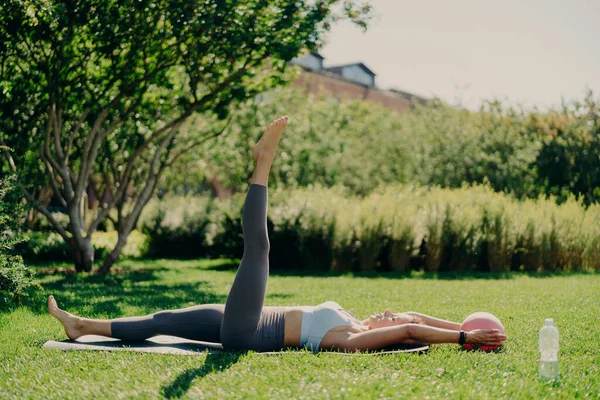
466;329;507;346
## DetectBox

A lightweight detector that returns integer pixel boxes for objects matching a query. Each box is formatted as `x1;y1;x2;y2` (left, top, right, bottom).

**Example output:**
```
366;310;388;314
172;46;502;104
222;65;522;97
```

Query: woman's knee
152;311;173;328
246;231;270;253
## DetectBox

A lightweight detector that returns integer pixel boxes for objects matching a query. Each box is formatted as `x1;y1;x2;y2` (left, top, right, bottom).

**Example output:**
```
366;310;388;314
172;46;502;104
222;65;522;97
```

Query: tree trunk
70;238;95;273
209;176;233;199
97;230;130;274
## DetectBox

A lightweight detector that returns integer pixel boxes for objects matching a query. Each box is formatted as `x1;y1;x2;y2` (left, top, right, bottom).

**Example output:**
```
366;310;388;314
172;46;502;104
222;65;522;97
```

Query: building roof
293;54;428;105
388;88;429;104
308;52;325;60
325;62;377;77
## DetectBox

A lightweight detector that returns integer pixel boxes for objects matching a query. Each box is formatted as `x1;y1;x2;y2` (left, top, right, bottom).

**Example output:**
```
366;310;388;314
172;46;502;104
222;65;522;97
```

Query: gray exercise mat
43;335;429;355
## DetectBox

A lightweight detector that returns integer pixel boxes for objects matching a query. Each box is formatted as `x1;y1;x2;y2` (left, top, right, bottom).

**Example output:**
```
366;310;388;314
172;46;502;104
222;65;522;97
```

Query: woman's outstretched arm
332;324;506;352
406;312;462;330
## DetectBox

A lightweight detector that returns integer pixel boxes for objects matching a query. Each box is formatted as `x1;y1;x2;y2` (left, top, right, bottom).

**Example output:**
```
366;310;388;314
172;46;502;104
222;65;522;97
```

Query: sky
320;0;600;110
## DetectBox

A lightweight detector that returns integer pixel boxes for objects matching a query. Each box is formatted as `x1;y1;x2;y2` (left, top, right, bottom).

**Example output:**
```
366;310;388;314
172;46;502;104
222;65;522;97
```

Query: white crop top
300;301;358;352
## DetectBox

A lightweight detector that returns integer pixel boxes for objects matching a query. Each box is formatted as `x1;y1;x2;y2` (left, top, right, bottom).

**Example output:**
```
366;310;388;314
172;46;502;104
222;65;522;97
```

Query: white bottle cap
544;318;554;326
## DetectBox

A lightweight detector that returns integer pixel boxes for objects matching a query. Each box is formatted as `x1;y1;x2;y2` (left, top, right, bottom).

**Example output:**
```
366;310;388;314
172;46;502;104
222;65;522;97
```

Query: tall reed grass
139;185;600;273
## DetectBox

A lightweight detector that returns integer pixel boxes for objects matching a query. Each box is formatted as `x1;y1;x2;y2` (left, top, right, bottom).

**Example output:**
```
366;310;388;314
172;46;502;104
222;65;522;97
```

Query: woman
48;116;507;352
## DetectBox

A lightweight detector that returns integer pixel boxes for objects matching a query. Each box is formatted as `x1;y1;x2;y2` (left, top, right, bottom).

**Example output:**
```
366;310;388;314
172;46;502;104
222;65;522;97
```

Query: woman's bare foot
252;116;288;162
48;295;84;340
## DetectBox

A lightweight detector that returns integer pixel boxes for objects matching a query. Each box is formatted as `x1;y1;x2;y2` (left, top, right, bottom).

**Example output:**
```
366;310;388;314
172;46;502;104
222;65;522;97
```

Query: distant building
290;52;427;111
292;52;325;72
325;63;376;88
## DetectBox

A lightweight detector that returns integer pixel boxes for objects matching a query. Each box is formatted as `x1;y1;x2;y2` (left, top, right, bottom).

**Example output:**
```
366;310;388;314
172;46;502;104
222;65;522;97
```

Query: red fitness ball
460;312;505;352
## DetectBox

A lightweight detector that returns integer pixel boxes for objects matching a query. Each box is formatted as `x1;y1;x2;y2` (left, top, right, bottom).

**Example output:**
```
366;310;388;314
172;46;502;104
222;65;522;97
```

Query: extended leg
220;117;288;349
110;304;224;342
48;295;224;342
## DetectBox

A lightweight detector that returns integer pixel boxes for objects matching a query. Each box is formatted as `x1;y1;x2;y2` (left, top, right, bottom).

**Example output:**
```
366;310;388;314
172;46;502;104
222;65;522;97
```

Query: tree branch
87;122;181;236
63;48;94;85
75;114;123;203
75;94;126;199
115;110;195;203
0;139;70;241
22;187;70;241
42;110;66;176
65;108;90;162
0;139;18;172
107;214;117;227
52;105;66;163
166;117;232;168
43;108;75;201
122;51;254;181
76;73;156;203
40;152;67;208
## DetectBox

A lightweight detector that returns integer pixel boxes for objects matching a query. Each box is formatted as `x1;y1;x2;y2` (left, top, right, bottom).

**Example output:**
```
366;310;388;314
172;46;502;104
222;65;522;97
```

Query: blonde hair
398;312;423;325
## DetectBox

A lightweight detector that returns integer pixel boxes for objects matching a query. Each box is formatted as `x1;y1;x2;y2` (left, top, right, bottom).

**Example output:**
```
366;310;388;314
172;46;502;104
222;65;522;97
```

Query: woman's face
367;309;414;329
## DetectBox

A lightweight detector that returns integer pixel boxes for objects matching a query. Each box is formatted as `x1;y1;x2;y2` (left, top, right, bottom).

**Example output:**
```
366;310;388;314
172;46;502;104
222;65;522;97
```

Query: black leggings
111;184;285;351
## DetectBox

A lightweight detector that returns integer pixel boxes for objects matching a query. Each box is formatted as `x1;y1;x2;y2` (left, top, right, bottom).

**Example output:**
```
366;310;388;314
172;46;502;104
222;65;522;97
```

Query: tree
173;87;414;195
534;92;600;204
0;0;372;273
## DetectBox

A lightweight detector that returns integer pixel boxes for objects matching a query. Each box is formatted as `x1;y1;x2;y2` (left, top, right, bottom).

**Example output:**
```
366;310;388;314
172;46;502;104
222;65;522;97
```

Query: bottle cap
544;318;554;326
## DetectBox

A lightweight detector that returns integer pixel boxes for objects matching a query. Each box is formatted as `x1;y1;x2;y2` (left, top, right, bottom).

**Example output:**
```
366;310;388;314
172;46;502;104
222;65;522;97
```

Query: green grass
1;259;599;399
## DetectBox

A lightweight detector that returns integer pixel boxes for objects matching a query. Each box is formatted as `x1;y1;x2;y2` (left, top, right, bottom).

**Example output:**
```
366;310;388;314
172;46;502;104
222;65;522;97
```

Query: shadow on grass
202;261;512;280
408;270;600;280
202;260;600;280
267;292;293;299
25;267;227;318
161;352;245;399
199;260;240;271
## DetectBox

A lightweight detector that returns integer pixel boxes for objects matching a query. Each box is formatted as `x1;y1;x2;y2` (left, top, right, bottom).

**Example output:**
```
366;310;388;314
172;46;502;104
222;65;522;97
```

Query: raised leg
220;116;288;349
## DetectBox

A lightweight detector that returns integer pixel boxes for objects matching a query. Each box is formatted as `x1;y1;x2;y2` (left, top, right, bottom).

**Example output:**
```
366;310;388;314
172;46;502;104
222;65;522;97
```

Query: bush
92;231;149;260
17;230;149;263
139;185;600;273
0;254;41;305
139;194;245;259
0;175;41;305
268;186;343;271
17;231;71;263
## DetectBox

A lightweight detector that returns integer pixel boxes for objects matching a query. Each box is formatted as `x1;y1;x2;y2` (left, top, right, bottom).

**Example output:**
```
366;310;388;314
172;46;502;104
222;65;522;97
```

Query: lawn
1;259;599;399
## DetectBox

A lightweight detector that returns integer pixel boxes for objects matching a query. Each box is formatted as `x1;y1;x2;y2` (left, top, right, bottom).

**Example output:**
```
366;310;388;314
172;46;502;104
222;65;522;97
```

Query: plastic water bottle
539;318;560;381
